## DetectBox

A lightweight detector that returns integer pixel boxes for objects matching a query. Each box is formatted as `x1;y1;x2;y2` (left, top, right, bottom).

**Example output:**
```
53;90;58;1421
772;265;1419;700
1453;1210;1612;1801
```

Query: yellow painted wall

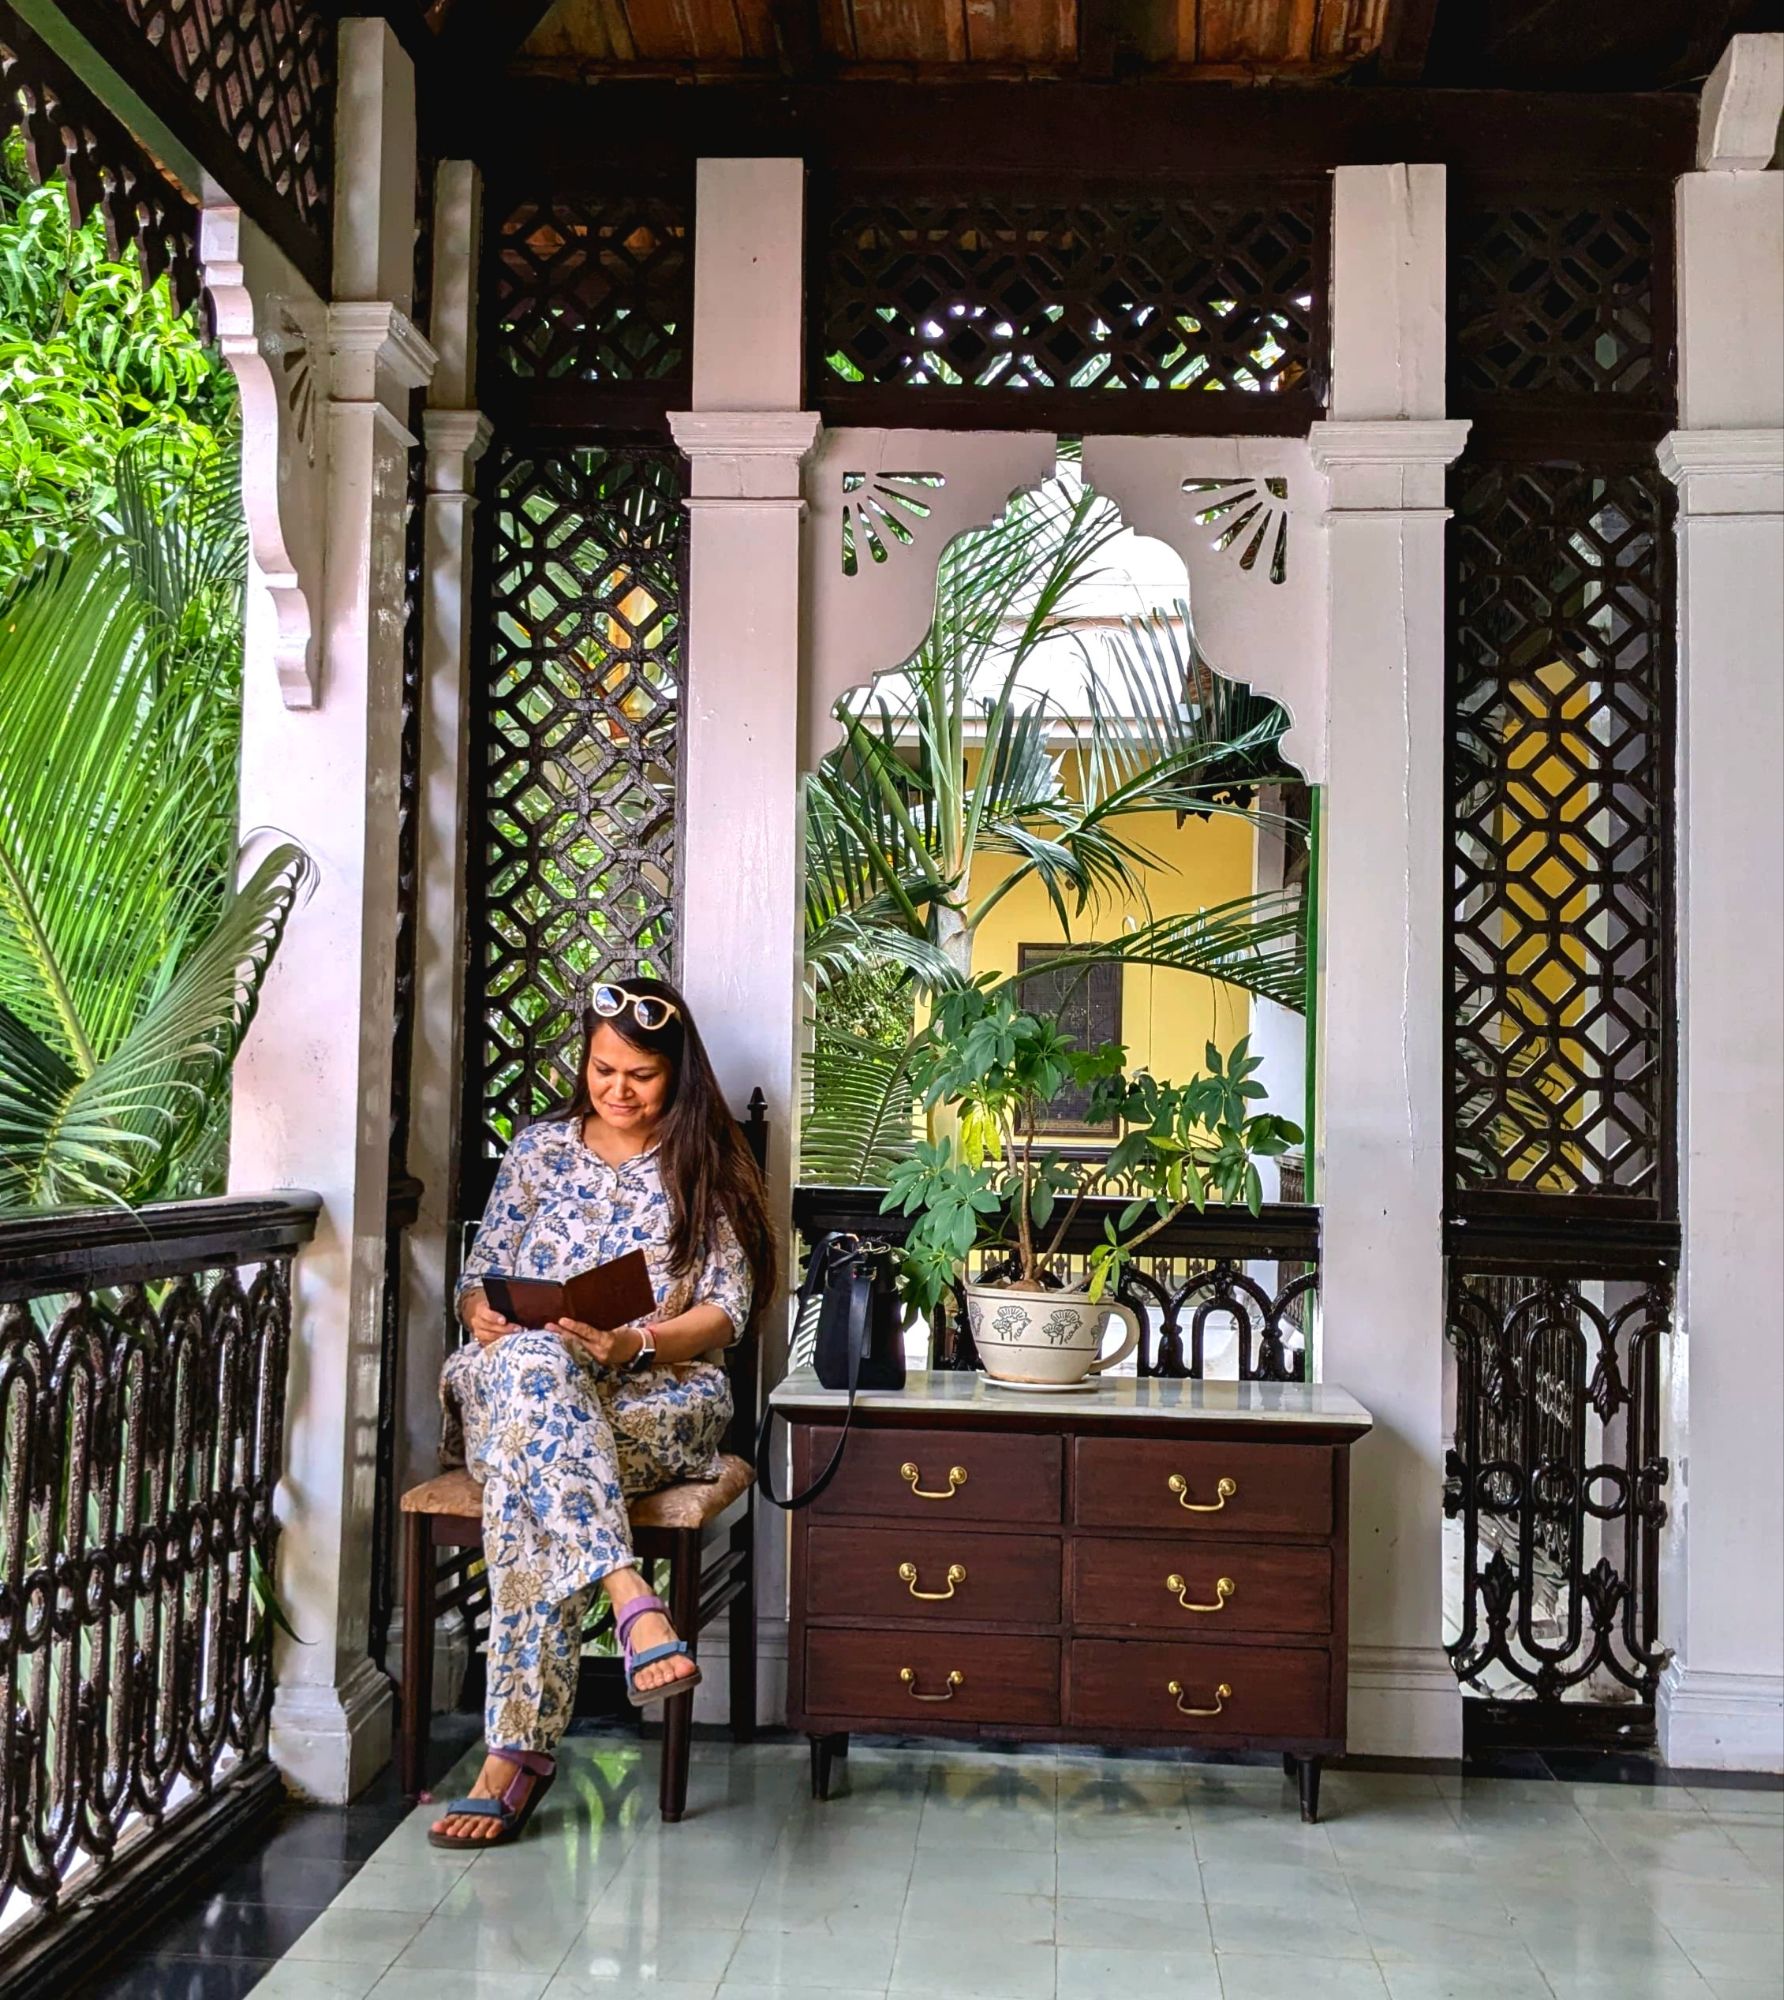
968;788;1257;1122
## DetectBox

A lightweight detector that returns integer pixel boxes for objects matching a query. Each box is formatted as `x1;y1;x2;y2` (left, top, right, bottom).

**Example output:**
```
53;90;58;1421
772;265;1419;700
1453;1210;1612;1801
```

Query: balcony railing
792;1185;1319;1382
0;1191;320;1998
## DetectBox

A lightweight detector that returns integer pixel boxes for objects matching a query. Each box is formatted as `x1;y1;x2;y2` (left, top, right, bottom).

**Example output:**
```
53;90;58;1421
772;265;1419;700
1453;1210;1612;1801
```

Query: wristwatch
624;1325;658;1374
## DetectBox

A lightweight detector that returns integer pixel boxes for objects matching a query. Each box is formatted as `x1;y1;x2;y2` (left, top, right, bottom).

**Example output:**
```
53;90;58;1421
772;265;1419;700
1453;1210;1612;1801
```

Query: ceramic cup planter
963;1281;1143;1387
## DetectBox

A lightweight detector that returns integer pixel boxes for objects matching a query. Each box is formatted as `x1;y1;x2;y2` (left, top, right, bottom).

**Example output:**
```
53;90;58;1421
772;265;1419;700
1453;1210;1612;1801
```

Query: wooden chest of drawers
772;1369;1372;1820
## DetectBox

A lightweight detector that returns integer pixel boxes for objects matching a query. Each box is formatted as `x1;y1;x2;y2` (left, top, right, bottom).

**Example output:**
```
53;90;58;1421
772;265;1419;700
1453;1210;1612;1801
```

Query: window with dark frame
1017;947;1122;1136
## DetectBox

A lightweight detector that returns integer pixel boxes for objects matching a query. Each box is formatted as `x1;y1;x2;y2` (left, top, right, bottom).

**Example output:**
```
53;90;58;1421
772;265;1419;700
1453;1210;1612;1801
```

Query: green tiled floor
244;1740;1784;2000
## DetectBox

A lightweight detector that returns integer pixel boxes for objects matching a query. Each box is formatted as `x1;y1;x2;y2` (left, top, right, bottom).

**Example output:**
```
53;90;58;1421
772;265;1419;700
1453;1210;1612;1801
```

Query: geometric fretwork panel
1446;1268;1671;1702
467;444;685;1187
1452;202;1660;407
1447;460;1673;1203
815;187;1324;409
491;191;692;383
116;0;330;243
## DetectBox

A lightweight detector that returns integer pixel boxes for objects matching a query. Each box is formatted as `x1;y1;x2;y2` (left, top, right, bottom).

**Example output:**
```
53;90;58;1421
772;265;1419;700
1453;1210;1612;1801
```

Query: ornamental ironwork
0;9;201;314
489;189;692;386
812;184;1326;430
463;442;686;1202
1445;1266;1670;1701
1446;459;1674;1206
1451;195;1667;411
0;1197;316;1973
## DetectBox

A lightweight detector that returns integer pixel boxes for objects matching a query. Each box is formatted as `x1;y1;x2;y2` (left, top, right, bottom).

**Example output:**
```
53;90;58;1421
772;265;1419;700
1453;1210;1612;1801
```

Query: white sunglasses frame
590;983;682;1032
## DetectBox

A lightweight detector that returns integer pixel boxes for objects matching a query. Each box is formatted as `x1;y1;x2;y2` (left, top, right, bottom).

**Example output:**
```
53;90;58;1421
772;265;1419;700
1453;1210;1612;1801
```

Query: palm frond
800;1025;921;1184
1015;890;1310;1015
0;843;311;1209
803;914;960;996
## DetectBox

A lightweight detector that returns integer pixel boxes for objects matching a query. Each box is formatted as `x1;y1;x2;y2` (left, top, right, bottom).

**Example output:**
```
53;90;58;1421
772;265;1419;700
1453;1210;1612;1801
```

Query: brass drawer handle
902;1461;967;1501
1168;1679;1232;1717
900;1667;964;1702
899;1561;967;1601
1168;1473;1237;1513
1167;1573;1235;1614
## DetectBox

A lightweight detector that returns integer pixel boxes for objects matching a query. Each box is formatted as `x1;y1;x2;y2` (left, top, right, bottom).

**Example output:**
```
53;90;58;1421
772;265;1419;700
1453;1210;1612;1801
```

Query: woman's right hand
461;1289;517;1348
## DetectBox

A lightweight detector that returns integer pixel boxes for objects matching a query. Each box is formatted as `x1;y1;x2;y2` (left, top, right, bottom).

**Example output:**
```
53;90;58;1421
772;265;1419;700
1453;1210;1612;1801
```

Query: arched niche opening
799;449;1321;1379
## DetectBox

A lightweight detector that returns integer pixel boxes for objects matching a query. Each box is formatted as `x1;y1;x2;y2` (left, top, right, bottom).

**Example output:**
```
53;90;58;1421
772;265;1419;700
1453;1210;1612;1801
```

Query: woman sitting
429;976;775;1848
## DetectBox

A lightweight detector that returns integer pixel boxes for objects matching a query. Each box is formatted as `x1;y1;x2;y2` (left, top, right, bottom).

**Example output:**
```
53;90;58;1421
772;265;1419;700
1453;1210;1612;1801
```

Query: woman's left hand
552;1319;643;1370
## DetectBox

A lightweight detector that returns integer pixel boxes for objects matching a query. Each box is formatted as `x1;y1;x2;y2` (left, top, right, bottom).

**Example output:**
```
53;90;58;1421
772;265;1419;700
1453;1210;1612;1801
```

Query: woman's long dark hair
556;975;777;1308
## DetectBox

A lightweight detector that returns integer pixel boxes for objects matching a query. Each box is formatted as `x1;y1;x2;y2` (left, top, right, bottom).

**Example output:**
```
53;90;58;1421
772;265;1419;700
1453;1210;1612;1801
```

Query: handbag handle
757;1241;874;1512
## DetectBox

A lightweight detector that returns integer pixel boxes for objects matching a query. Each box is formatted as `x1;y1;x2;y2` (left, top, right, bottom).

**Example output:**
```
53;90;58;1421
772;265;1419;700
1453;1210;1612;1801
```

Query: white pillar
401;161;490;1524
1310;164;1469;1757
669;158;819;1726
1658;35;1784;1773
230;18;434;1800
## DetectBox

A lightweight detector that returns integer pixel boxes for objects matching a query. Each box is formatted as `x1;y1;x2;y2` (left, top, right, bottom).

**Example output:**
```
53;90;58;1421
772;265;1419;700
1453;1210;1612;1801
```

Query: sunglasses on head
591;983;682;1032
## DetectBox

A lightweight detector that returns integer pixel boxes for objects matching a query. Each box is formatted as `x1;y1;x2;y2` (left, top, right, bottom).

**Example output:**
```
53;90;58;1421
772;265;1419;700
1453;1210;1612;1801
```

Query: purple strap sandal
427;1749;556;1848
616;1593;701;1708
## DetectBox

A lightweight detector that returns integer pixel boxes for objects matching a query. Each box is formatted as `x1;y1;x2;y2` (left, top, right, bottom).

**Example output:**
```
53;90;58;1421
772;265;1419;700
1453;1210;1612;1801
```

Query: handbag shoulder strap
757;1257;874;1512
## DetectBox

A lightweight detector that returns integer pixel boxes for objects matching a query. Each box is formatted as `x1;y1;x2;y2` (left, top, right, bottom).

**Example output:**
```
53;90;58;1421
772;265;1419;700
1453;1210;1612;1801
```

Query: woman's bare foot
430;1752;541;1842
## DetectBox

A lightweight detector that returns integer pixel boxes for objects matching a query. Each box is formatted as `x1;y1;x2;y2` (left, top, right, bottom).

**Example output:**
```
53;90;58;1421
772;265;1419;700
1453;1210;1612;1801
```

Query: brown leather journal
481;1250;656;1330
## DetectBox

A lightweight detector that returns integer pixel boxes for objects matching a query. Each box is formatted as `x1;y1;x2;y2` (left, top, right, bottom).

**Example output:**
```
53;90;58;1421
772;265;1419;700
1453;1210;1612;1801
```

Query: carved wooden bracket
201;203;327;709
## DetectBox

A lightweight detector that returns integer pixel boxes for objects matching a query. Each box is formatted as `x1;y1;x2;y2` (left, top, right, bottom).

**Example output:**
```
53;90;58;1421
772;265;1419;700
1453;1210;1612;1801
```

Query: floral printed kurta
440;1119;752;1749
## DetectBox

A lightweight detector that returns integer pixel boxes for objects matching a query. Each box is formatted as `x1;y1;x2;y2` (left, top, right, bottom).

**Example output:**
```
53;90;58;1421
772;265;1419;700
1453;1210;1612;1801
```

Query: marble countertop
768;1368;1371;1431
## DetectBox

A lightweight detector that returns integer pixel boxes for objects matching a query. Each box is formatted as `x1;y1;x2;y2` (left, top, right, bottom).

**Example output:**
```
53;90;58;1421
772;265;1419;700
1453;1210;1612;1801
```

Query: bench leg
400;1512;434;1799
729;1515;756;1744
658;1533;701;1823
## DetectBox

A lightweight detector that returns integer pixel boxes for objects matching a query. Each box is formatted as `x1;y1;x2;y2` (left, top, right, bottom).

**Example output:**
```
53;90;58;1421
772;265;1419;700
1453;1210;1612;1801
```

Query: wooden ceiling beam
1077;0;1119;79
1377;0;1441;83
768;0;829;76
438;0;566;70
453;78;1698;180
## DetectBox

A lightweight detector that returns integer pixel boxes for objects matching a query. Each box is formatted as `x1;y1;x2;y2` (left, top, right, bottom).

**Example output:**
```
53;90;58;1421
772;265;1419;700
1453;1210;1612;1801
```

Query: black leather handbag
756;1232;906;1510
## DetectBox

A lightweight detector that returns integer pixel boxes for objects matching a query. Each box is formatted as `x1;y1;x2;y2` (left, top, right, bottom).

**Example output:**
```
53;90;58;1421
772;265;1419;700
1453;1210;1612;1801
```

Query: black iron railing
0;1192;320;1997
1443;1216;1676;1708
791;1185;1319;1382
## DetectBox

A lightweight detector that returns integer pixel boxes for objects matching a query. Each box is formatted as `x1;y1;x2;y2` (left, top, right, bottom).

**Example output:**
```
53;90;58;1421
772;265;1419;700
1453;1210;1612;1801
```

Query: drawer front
1070;1536;1331;1638
808;1524;1061;1625
806;1628;1059;1724
1069;1638;1330;1739
797;1426;1063;1525
1074;1438;1333;1538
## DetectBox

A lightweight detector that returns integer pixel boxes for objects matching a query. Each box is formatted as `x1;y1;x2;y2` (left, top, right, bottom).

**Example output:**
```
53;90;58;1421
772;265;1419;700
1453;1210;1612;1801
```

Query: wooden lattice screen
809;178;1329;433
462;184;694;1209
1442;172;1680;1718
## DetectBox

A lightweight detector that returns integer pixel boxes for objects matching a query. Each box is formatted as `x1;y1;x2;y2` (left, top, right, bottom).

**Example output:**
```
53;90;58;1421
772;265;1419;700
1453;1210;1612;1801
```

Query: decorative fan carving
1182;475;1290;584
839;470;945;576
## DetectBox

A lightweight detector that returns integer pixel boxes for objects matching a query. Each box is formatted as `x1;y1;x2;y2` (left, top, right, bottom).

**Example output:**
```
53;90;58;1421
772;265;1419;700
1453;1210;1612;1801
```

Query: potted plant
882;983;1303;1385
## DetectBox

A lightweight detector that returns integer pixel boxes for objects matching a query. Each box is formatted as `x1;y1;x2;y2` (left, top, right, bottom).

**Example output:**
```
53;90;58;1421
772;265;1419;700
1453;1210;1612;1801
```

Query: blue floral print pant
441;1330;732;1753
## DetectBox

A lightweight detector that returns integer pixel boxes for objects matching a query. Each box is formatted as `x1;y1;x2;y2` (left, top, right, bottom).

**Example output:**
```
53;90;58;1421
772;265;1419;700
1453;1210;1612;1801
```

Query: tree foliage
0;137;236;595
0;154;301;1210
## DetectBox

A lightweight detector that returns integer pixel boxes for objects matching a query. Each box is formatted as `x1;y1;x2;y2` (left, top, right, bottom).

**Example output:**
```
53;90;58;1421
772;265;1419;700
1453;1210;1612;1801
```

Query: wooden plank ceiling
508;0;1389;77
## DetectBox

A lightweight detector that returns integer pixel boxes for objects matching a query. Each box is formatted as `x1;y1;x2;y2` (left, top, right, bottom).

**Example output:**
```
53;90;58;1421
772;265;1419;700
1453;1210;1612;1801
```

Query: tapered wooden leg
729;1521;756;1743
1298;1756;1323;1824
658;1535;701;1823
400;1513;434;1799
810;1732;847;1801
